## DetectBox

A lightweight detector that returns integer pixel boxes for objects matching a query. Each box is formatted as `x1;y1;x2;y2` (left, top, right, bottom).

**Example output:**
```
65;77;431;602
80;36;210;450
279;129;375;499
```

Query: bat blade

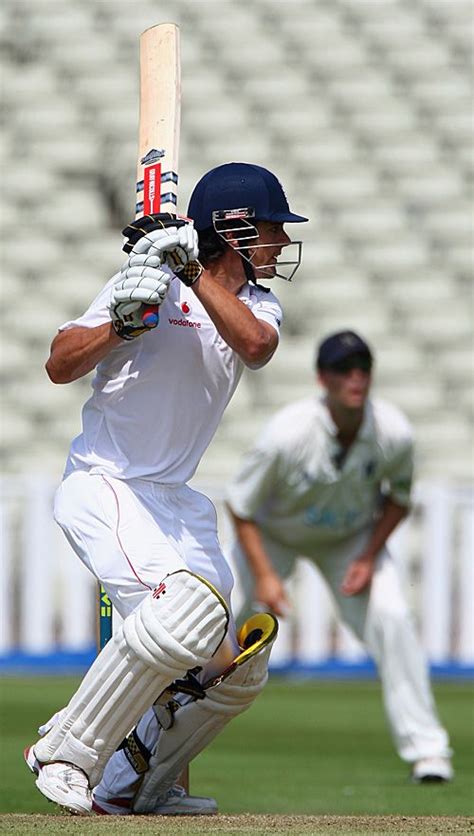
135;23;181;220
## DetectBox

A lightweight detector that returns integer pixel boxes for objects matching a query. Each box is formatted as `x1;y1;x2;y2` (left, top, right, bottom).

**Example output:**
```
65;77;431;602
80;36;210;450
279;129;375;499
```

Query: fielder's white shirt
60;271;282;484
227;395;414;553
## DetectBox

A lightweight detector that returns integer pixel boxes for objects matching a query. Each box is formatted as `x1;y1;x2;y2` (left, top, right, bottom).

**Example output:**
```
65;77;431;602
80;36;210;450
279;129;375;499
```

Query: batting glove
109;255;171;340
123;214;202;286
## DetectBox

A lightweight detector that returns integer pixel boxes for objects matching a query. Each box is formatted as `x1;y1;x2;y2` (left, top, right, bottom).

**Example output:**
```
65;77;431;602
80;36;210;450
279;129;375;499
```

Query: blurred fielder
227;330;453;784
24;162;307;815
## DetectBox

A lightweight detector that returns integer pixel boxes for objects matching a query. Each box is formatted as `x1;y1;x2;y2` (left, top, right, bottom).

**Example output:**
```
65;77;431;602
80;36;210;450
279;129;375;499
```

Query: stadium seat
294;133;357;169
336;204;406;239
383;43;450;77
0;408;33;448
385;275;460;311
26;136;100;175
437;343;474;384
308;167;380;205
411;74;471;109
394;168;464;203
399;301;472;344
25;4;94;37
422;205;472;242
357;237;431;274
349;105;417;137
375;378;444;417
315;308;392;342
371;136;441;173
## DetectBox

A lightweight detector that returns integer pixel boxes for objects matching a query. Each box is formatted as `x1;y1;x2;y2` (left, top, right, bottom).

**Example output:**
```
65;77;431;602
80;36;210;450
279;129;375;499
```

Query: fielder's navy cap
188;162;308;231
316;330;373;369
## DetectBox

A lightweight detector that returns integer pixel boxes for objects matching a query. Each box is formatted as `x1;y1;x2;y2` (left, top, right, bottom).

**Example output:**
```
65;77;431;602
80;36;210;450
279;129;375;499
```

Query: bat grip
141;305;160;328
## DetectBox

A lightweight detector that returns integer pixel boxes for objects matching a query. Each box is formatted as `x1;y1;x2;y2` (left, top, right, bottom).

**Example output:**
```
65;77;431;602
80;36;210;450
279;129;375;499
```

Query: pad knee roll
34;570;229;787
124;570;230;672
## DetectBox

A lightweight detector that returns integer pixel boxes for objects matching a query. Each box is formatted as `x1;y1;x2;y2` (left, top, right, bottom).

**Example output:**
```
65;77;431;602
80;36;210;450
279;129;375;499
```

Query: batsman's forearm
192;275;276;365
364;498;409;560
46;324;122;383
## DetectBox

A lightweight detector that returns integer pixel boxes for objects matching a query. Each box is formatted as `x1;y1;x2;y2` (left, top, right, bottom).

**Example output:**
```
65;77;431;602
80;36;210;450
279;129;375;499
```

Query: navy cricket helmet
187;162;308;231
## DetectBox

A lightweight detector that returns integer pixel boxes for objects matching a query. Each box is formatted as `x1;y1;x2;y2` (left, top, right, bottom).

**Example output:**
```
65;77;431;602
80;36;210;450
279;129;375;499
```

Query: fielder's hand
122;214;202;286
109;255;171;340
254;571;291;618
340;554;376;596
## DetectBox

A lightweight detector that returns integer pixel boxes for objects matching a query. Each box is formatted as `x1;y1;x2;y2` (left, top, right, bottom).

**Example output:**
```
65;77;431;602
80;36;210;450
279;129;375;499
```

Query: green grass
1;676;473;816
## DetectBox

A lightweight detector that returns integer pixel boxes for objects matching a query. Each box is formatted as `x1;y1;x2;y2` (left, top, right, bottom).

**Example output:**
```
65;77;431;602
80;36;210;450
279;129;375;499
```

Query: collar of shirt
316;395;375;443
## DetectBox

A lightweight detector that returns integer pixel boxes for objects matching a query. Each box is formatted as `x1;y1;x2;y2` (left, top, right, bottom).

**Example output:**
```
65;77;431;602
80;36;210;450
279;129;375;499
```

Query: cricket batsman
24;162;307;815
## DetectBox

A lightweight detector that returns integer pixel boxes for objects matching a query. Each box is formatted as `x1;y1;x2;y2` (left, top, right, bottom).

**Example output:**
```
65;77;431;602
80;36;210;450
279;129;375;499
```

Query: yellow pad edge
235;612;279;666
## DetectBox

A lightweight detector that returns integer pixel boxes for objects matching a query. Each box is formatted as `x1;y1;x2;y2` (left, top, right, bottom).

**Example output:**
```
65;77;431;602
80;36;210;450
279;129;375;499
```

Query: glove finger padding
112;273;171;305
129;228;199;277
122;214;187;255
130;228;182;258
109;261;171;340
122;214;202;286
117;270;168;289
126;253;163;269
113;287;165;305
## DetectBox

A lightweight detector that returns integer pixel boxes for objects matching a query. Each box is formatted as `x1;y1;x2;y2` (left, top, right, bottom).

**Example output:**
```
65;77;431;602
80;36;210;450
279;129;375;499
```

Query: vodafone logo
168;317;201;329
168;299;201;329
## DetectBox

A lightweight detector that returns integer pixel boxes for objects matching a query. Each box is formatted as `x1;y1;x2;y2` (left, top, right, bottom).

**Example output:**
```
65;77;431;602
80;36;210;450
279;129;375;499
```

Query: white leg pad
133;633;273;813
34;571;229;787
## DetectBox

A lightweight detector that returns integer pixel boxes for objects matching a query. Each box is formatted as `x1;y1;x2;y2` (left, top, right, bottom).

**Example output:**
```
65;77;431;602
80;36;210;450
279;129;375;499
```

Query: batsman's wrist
109;324;125;344
174;260;203;287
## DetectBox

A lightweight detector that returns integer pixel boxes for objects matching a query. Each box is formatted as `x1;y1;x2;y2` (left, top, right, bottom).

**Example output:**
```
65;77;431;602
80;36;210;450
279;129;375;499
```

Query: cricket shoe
92;784;218;816
411;757;454;783
24;745;92;815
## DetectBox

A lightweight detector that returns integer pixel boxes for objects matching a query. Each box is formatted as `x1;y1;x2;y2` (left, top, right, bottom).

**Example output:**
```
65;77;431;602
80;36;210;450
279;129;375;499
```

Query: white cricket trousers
53;469;240;804
54;469;236;626
231;528;451;764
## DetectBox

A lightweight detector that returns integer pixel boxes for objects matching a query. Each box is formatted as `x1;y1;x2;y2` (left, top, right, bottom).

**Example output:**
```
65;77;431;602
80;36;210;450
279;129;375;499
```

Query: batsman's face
319;363;372;410
249;222;291;278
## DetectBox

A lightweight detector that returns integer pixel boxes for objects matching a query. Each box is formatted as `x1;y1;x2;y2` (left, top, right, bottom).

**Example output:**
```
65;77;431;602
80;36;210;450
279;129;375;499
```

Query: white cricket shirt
227;395;414;552
60;271;282;484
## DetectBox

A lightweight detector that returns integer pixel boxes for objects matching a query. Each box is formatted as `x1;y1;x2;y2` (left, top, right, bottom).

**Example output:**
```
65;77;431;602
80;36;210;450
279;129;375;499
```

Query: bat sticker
141;148;165;165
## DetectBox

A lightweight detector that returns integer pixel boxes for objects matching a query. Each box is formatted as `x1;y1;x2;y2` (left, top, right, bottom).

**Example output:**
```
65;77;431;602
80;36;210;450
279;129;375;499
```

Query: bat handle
141;305;160;328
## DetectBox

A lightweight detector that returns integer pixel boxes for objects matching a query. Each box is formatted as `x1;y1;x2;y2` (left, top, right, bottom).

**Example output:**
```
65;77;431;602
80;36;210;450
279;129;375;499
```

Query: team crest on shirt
364;460;376;478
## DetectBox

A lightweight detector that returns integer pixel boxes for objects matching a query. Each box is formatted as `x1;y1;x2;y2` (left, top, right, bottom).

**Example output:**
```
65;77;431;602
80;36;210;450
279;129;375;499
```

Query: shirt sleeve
226;441;281;520
384;436;414;507
249;290;283;336
58;275;118;331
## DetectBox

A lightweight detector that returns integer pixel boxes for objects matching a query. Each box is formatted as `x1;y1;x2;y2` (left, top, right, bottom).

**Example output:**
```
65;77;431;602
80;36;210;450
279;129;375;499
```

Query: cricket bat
133;23;189;792
134;22;181;328
95;25;188;791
